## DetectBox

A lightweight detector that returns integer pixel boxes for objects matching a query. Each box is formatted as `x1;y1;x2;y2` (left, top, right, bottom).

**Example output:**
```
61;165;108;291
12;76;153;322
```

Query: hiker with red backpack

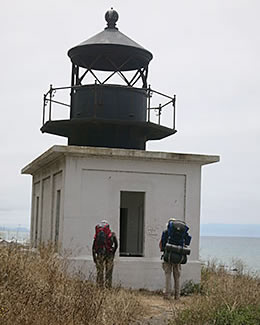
159;218;192;300
92;220;118;288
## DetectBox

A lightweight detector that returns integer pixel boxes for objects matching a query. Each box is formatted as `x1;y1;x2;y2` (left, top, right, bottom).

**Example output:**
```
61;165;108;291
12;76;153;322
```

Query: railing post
70;63;76;119
42;94;46;125
148;84;151;122
158;104;162;125
173;94;176;130
48;84;53;121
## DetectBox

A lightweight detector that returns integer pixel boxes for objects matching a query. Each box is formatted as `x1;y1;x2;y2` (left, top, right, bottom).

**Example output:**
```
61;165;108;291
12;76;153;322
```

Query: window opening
55;190;61;246
119;191;145;257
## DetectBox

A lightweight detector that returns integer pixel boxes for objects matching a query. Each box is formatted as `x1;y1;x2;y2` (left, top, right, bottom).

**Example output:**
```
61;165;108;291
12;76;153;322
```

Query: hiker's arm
92;240;97;263
159;235;163;251
160;230;167;252
112;233;118;254
184;233;192;246
159;239;163;251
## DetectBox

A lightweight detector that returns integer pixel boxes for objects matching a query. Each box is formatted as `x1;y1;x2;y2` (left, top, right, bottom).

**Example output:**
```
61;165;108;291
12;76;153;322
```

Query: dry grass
171;261;260;325
1;244;259;325
0;243;142;325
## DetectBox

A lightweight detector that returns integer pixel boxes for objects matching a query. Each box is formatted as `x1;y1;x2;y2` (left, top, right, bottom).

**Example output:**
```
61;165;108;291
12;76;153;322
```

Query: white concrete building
22;145;219;290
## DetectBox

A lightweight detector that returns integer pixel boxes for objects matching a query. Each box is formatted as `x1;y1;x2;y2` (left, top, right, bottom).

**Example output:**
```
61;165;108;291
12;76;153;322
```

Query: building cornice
21;145;220;175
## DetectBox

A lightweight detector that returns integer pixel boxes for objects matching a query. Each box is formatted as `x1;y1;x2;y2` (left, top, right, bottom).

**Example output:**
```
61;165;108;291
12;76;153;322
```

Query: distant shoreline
1;224;260;239
201;235;260;239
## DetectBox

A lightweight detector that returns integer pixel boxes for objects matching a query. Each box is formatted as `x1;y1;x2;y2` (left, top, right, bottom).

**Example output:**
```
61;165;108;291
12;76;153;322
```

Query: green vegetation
172;261;260;325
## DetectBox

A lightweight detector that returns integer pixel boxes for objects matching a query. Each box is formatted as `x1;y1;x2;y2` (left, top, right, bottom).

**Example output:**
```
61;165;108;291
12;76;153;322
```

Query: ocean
200;236;260;275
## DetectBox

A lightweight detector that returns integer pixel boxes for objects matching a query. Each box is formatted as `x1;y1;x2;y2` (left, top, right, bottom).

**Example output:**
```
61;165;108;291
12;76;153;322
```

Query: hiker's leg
162;262;172;297
96;255;105;287
105;256;114;288
172;264;181;300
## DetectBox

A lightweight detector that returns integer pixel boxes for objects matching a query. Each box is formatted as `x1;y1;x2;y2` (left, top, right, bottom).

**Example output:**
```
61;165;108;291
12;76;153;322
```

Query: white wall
30;159;64;247
60;153;202;288
62;156;198;257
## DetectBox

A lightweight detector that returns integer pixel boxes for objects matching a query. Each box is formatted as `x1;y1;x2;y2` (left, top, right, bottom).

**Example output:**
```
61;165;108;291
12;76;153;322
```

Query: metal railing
42;84;176;130
146;85;176;129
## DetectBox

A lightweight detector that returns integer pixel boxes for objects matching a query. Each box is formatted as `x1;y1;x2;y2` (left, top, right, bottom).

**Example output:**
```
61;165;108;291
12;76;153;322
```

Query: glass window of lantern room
119;191;145;257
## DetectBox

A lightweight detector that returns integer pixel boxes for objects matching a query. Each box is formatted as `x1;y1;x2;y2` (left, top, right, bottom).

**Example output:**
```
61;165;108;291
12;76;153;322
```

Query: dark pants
96;254;114;288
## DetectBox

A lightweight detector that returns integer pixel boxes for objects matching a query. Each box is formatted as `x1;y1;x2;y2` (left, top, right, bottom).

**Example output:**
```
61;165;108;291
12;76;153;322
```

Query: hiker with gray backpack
159;218;192;300
92;220;118;288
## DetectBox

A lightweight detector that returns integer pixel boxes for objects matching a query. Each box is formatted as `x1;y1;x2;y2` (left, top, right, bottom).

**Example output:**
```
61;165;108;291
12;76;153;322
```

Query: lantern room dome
67;9;153;71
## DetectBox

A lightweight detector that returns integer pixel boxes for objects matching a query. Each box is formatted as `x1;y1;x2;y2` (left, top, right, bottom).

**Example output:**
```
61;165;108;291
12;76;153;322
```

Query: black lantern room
41;9;177;150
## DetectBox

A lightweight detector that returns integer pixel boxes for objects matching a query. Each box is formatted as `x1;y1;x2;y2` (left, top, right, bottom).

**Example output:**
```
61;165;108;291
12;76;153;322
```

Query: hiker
159;218;192;300
92;220;118;288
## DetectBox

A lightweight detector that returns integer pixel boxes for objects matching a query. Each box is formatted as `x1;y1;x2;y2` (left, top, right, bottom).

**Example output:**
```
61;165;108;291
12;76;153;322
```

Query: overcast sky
0;0;259;228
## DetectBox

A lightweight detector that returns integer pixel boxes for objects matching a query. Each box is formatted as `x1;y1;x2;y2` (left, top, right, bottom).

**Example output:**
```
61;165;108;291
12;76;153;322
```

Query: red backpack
94;223;113;255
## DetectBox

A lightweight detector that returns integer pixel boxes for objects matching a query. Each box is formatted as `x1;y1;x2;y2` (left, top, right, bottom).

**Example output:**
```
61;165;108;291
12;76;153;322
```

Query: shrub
214;305;260;325
171;262;260;325
180;280;201;296
0;243;142;325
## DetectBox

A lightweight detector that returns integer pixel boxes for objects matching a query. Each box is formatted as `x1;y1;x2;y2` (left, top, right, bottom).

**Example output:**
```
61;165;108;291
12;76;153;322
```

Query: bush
180;280;201;296
171;262;260;325
214;305;260;325
0;243;142;325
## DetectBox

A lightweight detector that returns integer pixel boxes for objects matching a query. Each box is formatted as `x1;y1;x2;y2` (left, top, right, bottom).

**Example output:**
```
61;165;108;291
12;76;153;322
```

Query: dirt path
134;292;191;324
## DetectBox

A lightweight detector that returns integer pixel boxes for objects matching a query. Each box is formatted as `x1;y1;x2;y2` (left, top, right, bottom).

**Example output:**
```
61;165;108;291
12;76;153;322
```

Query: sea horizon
200;235;260;274
201;234;260;239
200;223;260;238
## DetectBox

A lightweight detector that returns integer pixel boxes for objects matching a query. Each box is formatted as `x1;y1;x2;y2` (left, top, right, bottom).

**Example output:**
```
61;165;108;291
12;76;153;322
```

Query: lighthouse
22;9;219;290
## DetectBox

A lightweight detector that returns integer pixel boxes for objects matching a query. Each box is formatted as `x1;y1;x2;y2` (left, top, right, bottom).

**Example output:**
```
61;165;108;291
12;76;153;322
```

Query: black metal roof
68;9;153;71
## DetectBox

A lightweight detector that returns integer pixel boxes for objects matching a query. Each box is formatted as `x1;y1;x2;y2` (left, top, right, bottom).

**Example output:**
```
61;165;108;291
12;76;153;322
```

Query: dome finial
105;8;119;29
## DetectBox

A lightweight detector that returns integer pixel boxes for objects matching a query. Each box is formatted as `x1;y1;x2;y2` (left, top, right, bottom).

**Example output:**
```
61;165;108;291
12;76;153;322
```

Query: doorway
119;191;145;257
